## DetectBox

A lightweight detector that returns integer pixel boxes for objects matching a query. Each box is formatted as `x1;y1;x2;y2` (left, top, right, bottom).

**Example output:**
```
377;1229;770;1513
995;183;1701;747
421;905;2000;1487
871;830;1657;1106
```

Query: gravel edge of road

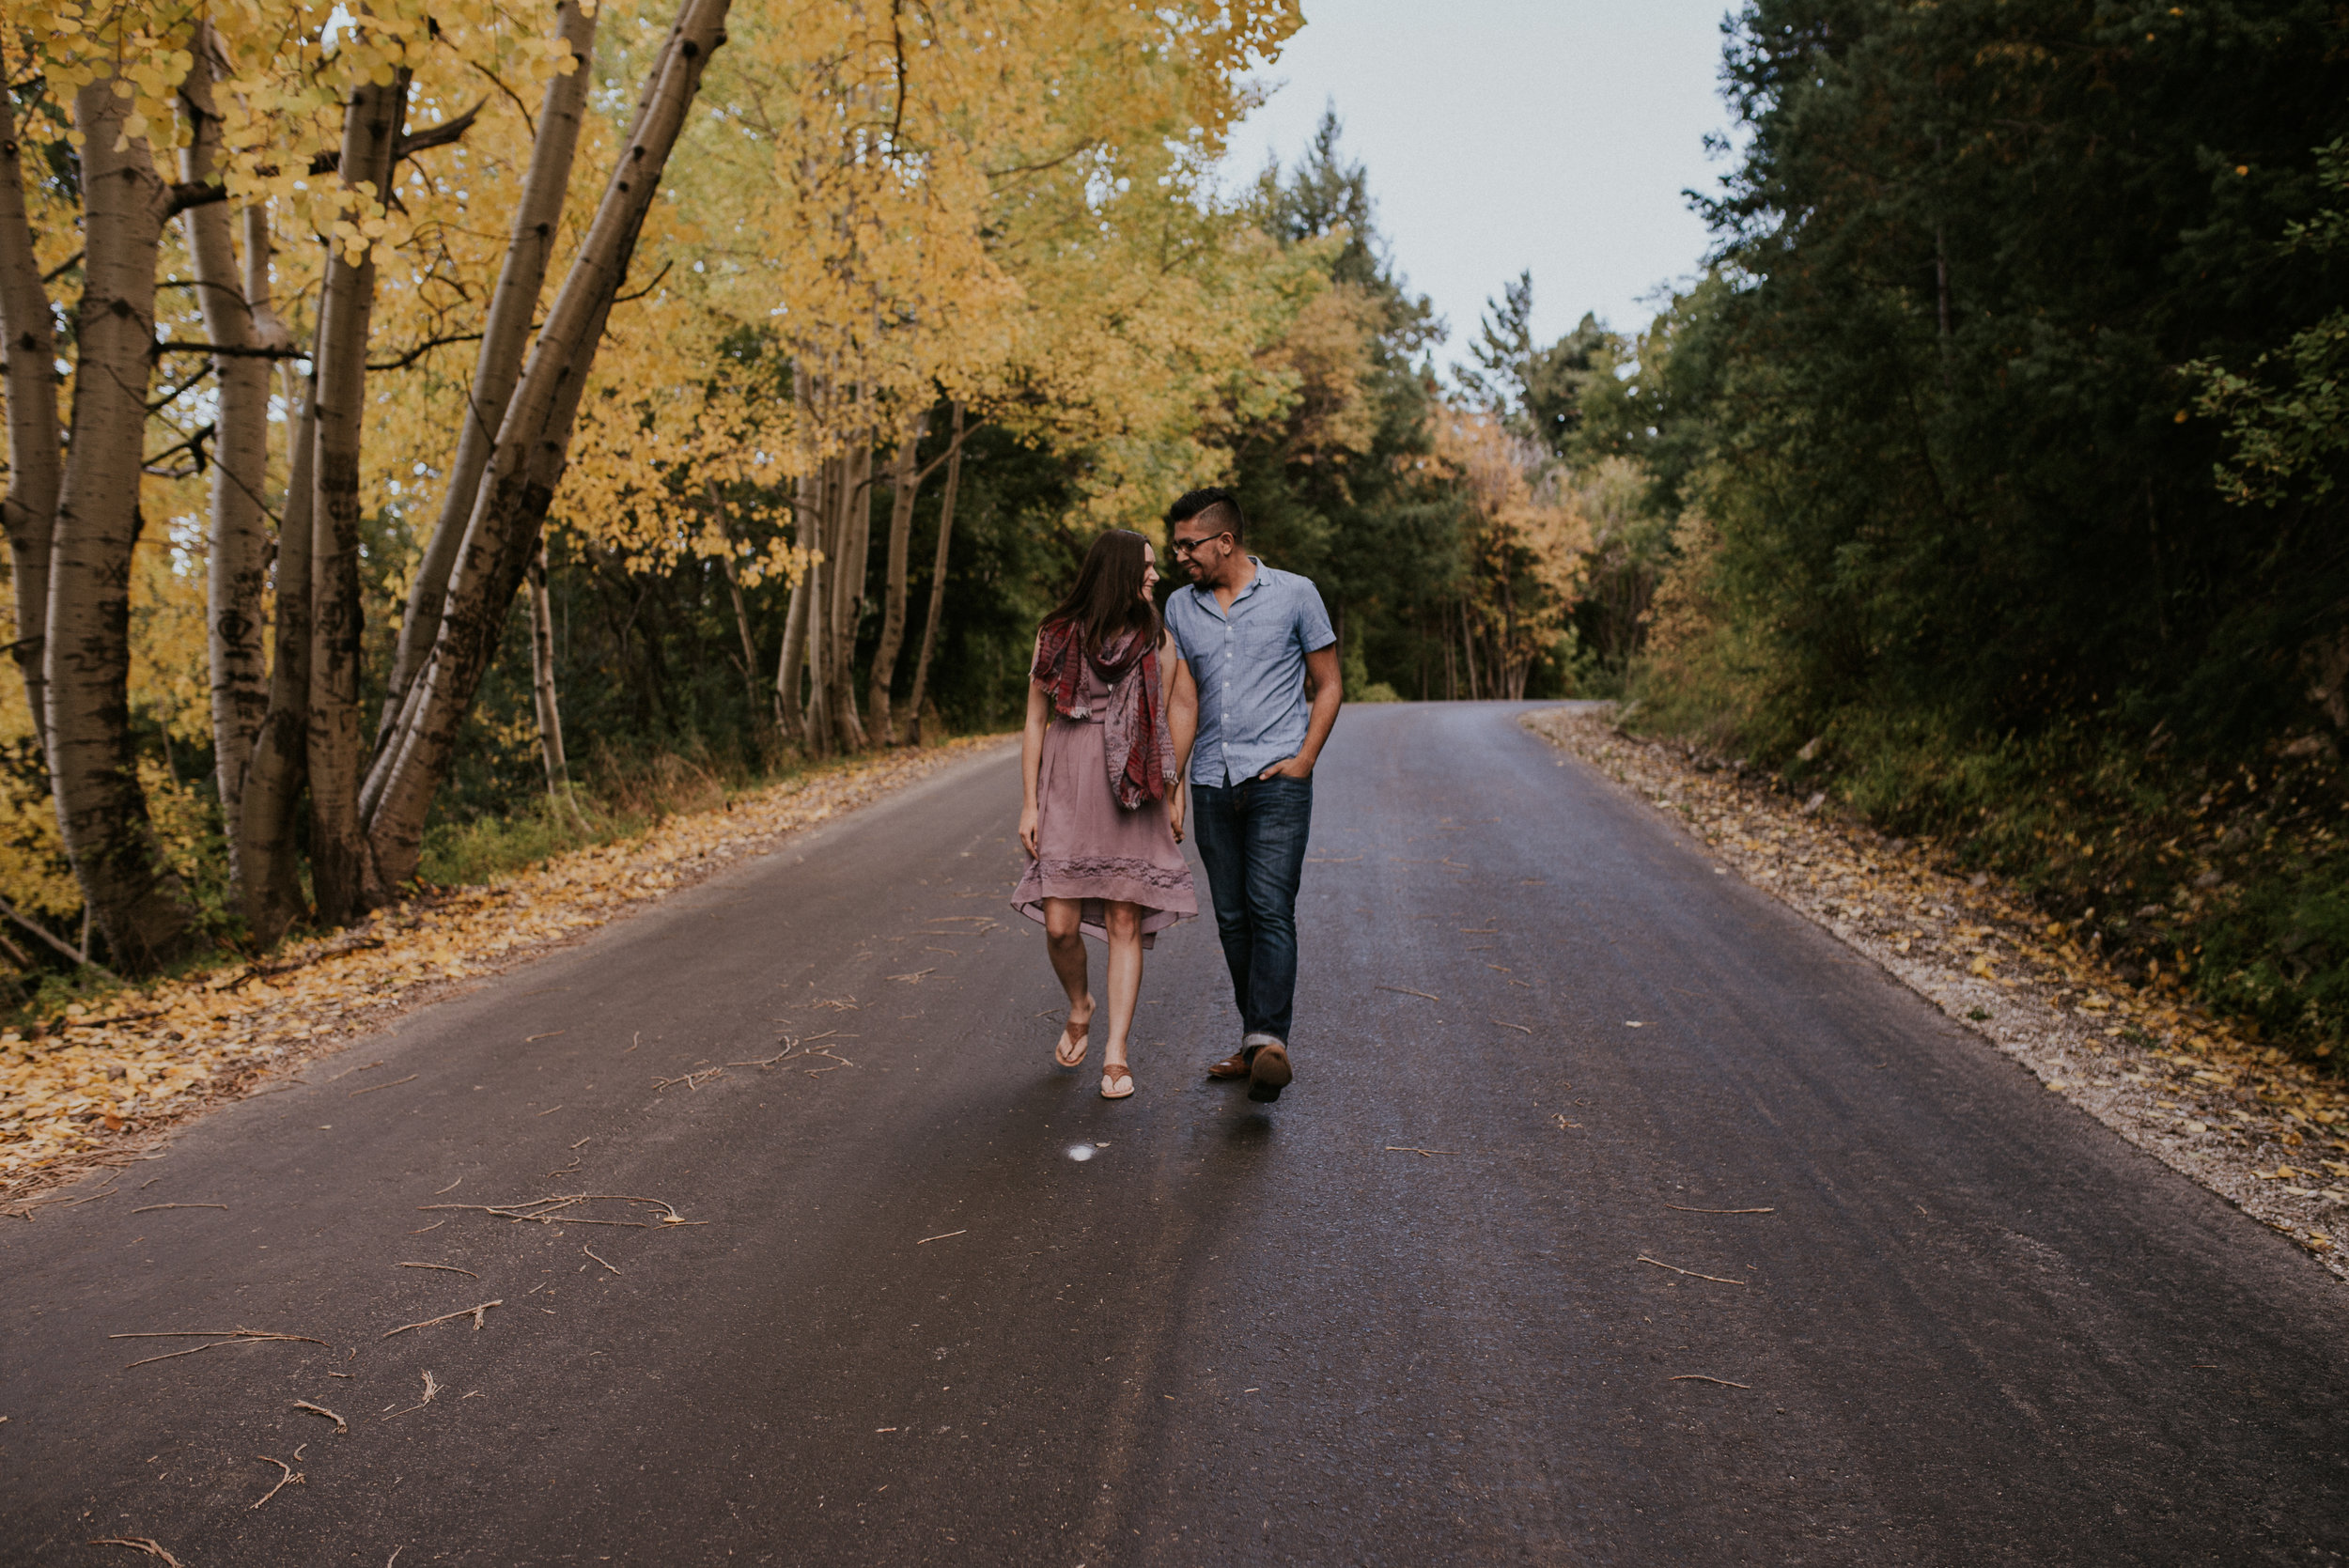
1525;706;2349;1286
0;736;1016;1216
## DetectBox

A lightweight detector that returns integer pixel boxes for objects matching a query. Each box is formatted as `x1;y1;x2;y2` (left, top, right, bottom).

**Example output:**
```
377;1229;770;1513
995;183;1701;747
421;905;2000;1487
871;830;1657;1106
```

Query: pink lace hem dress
1011;653;1198;947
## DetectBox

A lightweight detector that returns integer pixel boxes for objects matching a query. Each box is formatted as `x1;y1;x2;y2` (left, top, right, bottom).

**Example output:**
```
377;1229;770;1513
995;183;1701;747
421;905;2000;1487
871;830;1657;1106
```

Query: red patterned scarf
1031;617;1174;810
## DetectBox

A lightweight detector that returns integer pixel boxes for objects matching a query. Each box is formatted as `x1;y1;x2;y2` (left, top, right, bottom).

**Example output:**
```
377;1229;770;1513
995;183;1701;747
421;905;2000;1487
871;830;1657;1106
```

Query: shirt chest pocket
1230;611;1296;669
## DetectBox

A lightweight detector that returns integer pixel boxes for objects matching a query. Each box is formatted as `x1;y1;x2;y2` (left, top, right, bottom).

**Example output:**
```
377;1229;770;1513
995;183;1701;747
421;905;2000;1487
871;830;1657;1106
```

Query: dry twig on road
381;1369;443;1420
349;1073;418;1097
418;1191;700;1228
1669;1374;1752;1389
114;1328;328;1370
1666;1204;1775;1215
1376;986;1439;1001
397;1262;479;1278
382;1302;501;1339
250;1454;304;1509
128;1203;226;1214
1636;1254;1748;1285
86;1540;184;1566
294;1400;348;1434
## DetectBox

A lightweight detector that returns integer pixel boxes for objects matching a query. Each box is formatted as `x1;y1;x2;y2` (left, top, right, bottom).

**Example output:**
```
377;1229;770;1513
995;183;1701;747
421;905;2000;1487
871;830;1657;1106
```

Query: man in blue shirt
1162;487;1341;1102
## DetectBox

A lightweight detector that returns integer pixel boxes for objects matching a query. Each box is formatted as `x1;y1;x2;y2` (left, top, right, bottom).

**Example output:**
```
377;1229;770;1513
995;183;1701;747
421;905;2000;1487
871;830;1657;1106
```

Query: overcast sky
1220;0;1739;358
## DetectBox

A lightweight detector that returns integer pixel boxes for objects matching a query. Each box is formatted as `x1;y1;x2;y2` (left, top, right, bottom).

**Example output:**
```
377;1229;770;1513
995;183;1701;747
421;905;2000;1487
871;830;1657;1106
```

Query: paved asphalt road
4;702;2344;1566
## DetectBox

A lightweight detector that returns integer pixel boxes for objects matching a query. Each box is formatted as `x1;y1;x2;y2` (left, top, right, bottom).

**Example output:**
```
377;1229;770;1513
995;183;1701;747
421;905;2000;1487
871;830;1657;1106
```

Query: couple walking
1012;487;1341;1101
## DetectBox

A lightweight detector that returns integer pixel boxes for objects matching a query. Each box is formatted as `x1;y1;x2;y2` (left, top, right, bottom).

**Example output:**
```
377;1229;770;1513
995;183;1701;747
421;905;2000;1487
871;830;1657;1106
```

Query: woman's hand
1019;801;1041;859
1167;781;1187;844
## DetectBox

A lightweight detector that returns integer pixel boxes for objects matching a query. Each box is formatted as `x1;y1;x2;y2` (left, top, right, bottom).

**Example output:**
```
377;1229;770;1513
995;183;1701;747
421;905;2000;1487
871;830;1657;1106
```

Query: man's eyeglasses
1170;532;1230;556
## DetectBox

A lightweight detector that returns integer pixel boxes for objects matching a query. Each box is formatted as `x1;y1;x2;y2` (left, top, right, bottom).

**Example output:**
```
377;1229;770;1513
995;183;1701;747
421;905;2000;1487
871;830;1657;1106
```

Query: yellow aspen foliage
1435;405;1592;693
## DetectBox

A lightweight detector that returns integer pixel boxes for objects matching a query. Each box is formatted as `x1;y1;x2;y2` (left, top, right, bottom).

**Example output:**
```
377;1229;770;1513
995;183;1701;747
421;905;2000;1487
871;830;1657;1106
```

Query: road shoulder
1526;705;2349;1284
0;736;1014;1213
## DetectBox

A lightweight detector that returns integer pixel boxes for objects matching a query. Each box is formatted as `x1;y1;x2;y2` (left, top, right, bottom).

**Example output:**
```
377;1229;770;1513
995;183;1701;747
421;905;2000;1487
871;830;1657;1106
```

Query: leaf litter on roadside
0;740;1000;1210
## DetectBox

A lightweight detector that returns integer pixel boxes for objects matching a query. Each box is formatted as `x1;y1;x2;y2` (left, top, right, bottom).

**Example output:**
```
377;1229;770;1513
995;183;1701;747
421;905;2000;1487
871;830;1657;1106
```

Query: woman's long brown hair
1043;529;1161;657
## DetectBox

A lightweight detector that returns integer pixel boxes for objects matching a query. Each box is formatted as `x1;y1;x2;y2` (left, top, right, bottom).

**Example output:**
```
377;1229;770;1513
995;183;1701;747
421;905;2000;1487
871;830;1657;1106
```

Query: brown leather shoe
1206;1050;1251;1080
1246;1043;1292;1103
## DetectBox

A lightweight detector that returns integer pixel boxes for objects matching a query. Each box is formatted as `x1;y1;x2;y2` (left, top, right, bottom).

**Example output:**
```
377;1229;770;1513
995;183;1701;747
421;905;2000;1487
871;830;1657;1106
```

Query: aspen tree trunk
179;28;273;856
381;0;599;740
707;479;762;717
0;53;60;754
905;401;963;745
800;457;834;753
364;0;734;889
772;374;818;741
771;463;818;739
237;359;319;942
307;71;411;925
773;572;809;732
526;540;570;792
866;408;926;744
827;437;871;752
44;75;194;971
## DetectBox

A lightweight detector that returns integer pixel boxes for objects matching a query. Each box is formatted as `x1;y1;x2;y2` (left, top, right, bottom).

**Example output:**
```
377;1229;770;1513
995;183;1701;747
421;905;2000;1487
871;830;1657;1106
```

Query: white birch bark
380;0;599;740
43;73;194;970
364;0;735;887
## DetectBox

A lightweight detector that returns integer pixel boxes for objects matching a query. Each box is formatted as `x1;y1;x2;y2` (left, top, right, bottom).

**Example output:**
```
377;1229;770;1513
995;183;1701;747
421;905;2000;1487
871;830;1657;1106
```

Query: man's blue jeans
1190;773;1313;1048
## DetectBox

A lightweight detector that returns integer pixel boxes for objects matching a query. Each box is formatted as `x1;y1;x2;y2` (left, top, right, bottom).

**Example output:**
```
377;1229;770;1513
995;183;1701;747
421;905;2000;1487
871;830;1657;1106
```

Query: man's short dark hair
1166;486;1244;542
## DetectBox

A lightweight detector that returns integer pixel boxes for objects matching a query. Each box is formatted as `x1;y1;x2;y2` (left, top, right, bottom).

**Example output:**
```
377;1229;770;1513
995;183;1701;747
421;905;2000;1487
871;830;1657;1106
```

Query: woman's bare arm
1019;677;1051;857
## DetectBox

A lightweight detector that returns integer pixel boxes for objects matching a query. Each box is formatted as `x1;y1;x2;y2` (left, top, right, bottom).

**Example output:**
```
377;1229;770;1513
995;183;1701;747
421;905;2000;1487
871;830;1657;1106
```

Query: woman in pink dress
1014;529;1199;1098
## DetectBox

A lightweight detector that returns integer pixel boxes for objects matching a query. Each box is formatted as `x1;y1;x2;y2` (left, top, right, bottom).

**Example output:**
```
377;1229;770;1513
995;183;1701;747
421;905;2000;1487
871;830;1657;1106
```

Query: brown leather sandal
1099;1062;1135;1099
1054;1015;1091;1068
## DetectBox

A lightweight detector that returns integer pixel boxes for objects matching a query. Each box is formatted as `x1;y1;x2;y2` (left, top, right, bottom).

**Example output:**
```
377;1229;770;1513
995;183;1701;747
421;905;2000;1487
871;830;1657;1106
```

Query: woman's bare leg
1100;901;1144;1073
1042;897;1094;1041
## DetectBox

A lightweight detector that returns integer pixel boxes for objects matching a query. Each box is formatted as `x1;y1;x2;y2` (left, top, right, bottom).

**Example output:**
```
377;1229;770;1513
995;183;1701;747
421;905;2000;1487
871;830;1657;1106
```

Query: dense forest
3;0;2342;1071
1556;0;2349;1063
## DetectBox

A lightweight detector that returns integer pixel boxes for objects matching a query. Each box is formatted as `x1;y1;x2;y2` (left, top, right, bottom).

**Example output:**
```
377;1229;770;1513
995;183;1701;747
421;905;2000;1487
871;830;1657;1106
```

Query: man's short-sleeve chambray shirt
1164;559;1336;786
